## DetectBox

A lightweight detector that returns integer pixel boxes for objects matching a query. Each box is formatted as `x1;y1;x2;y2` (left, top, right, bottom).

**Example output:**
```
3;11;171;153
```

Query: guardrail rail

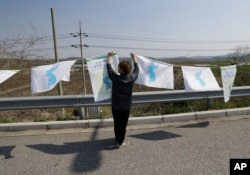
0;86;250;110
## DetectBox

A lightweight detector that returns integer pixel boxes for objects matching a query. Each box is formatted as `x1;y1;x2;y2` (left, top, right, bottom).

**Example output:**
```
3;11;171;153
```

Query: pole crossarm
0;86;250;110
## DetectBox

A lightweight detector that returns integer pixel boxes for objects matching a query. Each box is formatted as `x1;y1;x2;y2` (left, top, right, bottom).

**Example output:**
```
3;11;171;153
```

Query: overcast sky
1;0;250;59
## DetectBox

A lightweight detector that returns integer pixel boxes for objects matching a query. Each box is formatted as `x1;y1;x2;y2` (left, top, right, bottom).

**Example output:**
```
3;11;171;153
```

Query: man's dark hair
118;61;132;75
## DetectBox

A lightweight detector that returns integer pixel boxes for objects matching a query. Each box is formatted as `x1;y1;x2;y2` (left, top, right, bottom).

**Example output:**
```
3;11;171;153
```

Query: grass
0;118;10;123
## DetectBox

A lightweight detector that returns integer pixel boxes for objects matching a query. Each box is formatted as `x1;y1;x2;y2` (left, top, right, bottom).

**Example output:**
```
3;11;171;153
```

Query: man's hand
108;51;113;57
107;51;113;64
130;53;137;63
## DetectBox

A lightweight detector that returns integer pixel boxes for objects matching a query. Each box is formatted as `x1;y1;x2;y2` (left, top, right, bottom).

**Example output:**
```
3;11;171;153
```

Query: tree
0;21;51;69
230;46;250;65
0;34;47;69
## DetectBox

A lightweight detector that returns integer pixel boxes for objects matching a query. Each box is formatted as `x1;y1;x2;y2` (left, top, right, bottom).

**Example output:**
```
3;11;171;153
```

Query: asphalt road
0;116;250;175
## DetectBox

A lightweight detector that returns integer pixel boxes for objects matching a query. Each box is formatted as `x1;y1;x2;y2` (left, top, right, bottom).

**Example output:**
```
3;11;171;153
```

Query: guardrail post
206;98;212;110
78;107;89;119
78;107;85;119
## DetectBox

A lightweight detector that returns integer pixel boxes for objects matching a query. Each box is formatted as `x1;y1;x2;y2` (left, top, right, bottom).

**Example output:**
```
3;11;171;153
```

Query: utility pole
51;8;64;115
50;8;63;96
79;22;87;95
70;22;89;118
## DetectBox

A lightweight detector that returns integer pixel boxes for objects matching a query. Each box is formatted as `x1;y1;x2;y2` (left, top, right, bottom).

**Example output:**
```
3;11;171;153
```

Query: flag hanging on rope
86;53;119;102
135;55;174;89
0;70;19;84
182;66;220;92
220;65;237;102
31;60;76;94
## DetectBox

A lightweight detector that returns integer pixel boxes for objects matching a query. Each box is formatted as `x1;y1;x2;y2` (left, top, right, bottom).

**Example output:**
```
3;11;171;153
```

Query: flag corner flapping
0;70;20;84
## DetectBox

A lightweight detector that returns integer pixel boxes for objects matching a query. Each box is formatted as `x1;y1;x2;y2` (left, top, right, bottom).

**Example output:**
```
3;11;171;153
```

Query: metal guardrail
0;86;250;110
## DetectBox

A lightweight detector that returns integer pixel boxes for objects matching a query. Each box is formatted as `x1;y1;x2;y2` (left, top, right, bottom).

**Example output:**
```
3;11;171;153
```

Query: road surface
0;115;250;175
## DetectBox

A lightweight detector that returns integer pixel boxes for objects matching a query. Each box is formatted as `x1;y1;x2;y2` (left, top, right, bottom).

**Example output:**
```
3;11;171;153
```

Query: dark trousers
112;108;130;145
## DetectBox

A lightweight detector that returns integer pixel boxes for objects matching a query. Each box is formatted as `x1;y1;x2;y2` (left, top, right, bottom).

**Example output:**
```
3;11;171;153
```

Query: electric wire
2;33;250;54
87;33;250;44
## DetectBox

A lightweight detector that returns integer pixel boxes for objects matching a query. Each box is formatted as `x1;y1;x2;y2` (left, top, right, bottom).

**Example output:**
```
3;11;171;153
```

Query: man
107;51;139;148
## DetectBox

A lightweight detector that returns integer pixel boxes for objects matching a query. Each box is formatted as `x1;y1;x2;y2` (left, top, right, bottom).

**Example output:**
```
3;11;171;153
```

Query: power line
4;44;249;54
2;33;250;44
2;32;250;54
3;45;71;54
87;33;250;44
86;44;243;52
0;34;72;44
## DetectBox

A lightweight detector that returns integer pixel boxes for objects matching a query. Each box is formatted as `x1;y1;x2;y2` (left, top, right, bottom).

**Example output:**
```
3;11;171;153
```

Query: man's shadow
26;120;116;173
27;138;114;172
0;146;15;159
26;121;183;173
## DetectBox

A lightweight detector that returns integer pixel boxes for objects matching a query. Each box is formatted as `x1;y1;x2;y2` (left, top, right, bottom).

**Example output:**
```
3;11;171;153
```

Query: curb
1;107;250;132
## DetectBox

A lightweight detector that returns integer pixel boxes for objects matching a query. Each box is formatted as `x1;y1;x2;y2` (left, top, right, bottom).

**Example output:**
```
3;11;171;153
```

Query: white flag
182;66;220;92
135;55;174;89
61;70;71;82
220;65;237;102
86;53;119;102
0;70;19;84
31;60;76;94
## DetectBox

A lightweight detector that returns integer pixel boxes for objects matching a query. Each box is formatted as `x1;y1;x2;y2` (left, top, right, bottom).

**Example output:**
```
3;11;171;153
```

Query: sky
1;0;250;59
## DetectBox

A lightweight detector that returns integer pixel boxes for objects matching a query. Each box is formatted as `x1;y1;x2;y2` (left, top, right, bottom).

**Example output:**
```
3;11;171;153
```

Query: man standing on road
107;51;139;148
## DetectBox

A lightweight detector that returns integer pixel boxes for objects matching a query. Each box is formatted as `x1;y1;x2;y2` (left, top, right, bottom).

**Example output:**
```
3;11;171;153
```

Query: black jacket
107;63;139;111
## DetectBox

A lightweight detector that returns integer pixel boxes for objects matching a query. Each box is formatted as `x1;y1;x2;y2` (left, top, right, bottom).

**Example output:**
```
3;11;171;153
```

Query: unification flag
0;70;19;84
31;60;76;94
135;55;174;89
182;66;220;92
86;53;119;102
220;65;237;102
